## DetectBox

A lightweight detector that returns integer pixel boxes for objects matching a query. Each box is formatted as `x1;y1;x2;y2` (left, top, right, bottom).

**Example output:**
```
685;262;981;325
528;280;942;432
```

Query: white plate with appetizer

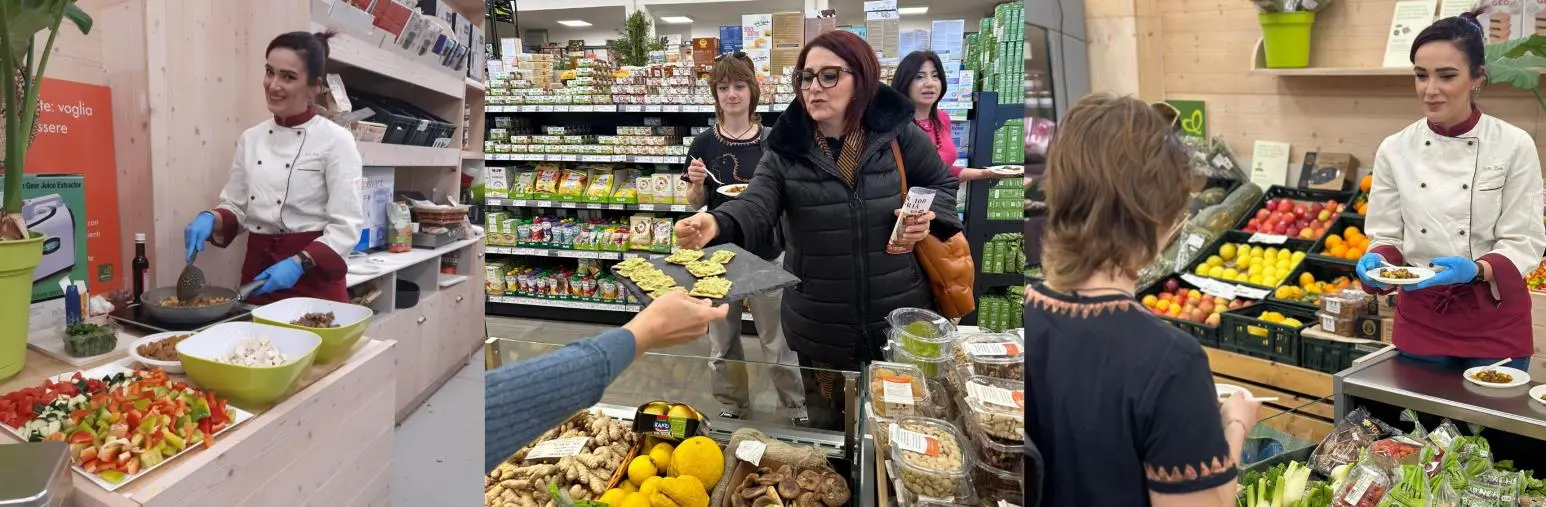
987;165;1025;176
1463;365;1531;389
128;331;193;373
717;183;749;198
1530;384;1546;407
1368;265;1436;286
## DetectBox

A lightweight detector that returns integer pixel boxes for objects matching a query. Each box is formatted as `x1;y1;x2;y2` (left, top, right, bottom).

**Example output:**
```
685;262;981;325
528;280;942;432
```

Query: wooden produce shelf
357;142;460;167
1247;38;1412;77
1206;346;1336;443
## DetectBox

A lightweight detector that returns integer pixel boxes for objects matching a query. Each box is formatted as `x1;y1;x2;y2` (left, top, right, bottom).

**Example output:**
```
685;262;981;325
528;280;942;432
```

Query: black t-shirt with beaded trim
686;126;782;260
1024;282;1237;506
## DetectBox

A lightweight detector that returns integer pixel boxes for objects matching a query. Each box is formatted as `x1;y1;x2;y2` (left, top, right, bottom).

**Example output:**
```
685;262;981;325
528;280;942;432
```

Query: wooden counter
0;339;397;507
1206;346;1337;443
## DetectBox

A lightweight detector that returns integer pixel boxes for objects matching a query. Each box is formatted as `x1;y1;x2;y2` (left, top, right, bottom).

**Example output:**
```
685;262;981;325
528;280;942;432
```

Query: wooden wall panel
1152;0;1546;172
99;1;153;291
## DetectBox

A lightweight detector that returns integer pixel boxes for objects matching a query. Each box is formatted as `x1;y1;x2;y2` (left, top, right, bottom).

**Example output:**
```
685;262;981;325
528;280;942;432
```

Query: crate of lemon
1218;302;1316;364
598;435;725;507
1186;232;1314;290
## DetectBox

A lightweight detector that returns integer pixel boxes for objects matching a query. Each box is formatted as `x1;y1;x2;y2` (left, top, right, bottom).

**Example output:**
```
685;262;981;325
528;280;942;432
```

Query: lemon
1248;274;1263;285
640;476;663;496
1278;249;1292;260
1195;264;1210;275
1222;268;1239;279
628;455;658;486
1219;244;1237;260
649;442;676;472
1292;251;1306;261
621;481;638;494
621;492;652;507
1206;255;1224;267
1208;266;1225;278
599;489;629;506
670;436;726;486
1283;318;1304;327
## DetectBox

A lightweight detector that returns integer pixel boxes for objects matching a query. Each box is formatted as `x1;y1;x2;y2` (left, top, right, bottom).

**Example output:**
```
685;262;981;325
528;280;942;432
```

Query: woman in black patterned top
1025;93;1260;507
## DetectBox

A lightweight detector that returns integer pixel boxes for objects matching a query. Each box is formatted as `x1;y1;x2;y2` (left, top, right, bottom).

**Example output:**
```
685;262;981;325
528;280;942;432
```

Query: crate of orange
1268;259;1361;310
1344;174;1372;219
1310;216;1370;265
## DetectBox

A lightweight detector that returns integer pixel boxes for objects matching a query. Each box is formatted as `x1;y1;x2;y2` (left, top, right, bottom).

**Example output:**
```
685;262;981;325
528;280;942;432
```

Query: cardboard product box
805;16;837;43
719;26;743;53
370;0;412;37
1355;315;1383;342
770;48;801;79
0;174;89;303
865;11;900;57
1298;152;1360;192
692;38;719;66
1379;316;1394;343
772;12;805;47
743;14;773;50
744;49;772;79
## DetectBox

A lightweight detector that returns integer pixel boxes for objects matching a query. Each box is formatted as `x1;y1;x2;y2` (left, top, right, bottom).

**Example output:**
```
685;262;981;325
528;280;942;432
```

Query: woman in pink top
892;51;1006;181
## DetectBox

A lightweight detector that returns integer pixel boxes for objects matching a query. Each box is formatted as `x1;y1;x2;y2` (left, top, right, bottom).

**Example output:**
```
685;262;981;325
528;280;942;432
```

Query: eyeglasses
715;51;749;62
793;66;853;90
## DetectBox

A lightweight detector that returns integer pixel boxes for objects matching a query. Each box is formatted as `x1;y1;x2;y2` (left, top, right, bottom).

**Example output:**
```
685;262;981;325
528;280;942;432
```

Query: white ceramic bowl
1463;366;1531;389
1530;385;1546;407
127;331;194;373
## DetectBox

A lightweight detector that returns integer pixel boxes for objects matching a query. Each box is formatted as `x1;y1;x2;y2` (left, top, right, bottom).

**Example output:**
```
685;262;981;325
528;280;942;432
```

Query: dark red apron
1393;281;1532;359
241;231;349;305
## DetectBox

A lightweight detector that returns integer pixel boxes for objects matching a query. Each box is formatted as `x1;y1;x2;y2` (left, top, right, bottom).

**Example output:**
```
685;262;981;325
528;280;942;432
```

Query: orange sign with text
23;78;122;293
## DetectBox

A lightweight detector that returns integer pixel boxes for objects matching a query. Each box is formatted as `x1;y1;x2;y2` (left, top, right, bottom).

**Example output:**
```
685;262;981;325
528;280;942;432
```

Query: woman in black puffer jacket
674;30;961;429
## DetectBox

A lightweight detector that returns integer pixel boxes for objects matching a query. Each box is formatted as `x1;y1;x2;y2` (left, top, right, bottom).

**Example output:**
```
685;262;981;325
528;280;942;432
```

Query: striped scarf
814;124;867;185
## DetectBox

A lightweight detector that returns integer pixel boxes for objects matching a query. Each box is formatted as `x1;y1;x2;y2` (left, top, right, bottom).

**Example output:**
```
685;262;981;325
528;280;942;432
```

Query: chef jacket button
257;160;262;165
1460;229;1467;236
1420;183;1426;188
275;199;282;205
1425;141;1431;146
1463;184;1469;190
268;130;273;135
255;226;262;231
1421;228;1427;234
285;163;290;168
249;196;255;200
1468;141;1474;146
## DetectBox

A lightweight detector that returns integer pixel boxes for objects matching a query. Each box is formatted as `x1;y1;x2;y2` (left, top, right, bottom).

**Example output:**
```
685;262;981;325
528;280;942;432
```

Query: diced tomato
200;420;215;449
124;458;140;475
82;459;100;473
68;431;93;444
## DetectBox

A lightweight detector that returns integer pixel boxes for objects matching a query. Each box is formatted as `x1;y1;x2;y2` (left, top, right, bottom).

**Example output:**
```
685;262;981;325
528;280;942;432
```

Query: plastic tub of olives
889;416;977;506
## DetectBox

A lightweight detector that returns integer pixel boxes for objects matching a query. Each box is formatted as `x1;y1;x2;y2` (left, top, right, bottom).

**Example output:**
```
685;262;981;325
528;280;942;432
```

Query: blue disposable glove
252;257;305;296
184;212;215;263
1355;253;1390;290
1406;256;1479;291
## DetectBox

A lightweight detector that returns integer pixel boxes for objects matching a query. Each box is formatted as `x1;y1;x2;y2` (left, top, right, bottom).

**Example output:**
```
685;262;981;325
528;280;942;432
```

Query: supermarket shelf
313;23;463;99
977;272;1026;288
485;153;687;164
358;142;460;167
486;245;647;260
346;237;480;287
462;150;483;160
486;295;754;321
466;77;486;93
485;198;696;213
487;103;789;114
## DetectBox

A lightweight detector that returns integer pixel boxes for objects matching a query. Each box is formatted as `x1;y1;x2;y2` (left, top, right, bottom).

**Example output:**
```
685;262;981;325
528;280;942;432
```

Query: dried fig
794;492;824;507
739;486;768;499
778;470;803;499
757;473;782;486
819;472;851;507
796;469;824;491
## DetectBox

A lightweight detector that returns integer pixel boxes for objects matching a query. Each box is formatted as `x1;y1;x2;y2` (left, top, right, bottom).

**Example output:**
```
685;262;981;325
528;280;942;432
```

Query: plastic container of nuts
964;413;1025;472
1320;288;1369;320
961;376;1026;468
956;333;1024;381
972;459;1025;498
889;416;977;506
868;361;932;419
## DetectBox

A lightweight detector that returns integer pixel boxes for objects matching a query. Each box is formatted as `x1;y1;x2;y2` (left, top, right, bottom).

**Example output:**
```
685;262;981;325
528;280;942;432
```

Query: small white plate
717;183;749;198
1216;383;1250;399
127;332;193;374
1530;385;1546;406
1369;266;1437;286
1463;366;1531;389
988;165;1025;176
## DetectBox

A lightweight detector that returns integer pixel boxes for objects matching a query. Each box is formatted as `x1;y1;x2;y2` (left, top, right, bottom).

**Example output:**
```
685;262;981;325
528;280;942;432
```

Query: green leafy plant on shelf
1486;35;1546;114
609;10;664;67
0;0;92;241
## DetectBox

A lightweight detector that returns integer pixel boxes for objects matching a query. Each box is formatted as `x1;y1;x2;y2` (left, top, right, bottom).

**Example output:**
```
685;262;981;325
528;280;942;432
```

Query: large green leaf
1487;53;1546;91
64;3;92;35
0;0;91;63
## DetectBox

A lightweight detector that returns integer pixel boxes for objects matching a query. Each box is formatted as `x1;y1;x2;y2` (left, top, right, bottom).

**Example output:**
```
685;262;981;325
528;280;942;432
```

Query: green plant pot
0;232;44;381
1259;11;1317;69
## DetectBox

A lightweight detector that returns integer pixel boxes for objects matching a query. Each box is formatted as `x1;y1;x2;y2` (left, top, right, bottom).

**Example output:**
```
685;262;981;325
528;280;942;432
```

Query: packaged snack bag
557;168;590;200
630;214;655;250
672;174;690;205
585;169;616;202
636;176;656;204
650;218;674;253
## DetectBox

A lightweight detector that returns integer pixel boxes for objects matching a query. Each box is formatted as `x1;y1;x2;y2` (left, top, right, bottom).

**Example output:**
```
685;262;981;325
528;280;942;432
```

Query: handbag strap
891;139;907;203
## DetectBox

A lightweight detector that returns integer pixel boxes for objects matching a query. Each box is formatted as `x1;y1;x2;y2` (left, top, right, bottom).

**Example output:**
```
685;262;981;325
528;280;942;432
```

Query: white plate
1;365;253;492
1531;385;1546;407
717;183;749;198
1216;383;1250;399
1369;266;1437;286
988;165;1025;176
127;332;193;374
1463;366;1531;389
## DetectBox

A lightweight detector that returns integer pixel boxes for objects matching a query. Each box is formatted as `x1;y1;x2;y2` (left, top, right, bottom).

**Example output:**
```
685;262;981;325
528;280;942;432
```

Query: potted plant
608;10;665;67
0;0;92;380
1250;0;1333;69
1484;35;1546;112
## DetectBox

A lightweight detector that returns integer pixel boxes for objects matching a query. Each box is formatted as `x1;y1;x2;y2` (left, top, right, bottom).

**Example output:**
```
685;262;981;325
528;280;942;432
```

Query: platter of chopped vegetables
0;364;252;491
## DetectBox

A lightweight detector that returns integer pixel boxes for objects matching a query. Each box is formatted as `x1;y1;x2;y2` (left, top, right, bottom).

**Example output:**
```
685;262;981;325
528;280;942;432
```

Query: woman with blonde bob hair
1023;93;1259;507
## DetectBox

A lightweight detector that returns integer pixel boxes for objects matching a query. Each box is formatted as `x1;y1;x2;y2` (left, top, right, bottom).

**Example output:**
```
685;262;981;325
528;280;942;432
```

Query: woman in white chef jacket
183;29;364;305
1355;9;1546;370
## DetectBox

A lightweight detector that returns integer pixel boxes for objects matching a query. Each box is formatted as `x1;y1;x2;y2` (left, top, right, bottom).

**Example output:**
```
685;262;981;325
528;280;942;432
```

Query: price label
881;380;917;405
646;105;662;112
966;381;1025;409
1248;233;1289;245
535;201;553;208
526;436;590;460
663;105;680;112
1185;234;1205;250
538;105;554;112
1324;299;1343;314
735;440;767;466
1234;286;1269;300
963;342;1021;357
1320;314;1337;333
889;426;941;456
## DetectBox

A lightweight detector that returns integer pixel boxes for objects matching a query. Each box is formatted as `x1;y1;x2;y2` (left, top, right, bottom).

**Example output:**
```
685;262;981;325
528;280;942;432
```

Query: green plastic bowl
177;322;320;409
250;297;373;363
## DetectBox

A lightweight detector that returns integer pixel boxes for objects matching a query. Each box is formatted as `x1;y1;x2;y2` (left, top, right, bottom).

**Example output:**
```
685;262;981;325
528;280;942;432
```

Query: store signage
1164;99;1208;142
23;78;123;293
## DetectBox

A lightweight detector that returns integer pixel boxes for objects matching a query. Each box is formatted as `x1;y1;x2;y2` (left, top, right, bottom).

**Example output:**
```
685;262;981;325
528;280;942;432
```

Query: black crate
1138;275;1246;348
350;93;418;145
1300;335;1359;374
1220;301;1316;364
1307;214;1365;266
1269;258;1357;310
1231;185;1357;232
1181;230;1317;291
384;97;455;147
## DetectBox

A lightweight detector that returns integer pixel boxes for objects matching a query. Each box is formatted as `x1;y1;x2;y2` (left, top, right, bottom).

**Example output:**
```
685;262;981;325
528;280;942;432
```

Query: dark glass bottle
132;233;149;304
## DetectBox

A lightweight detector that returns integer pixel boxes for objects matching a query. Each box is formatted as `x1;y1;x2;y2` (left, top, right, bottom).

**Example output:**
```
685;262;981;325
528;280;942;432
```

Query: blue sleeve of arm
484;328;637;472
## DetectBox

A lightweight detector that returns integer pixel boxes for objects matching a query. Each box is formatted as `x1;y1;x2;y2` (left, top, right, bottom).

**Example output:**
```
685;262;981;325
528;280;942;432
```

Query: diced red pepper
68;431;93;444
200;419;215;449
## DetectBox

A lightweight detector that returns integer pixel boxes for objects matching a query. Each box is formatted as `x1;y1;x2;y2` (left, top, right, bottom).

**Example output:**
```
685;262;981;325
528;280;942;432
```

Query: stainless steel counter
1334;349;1546;440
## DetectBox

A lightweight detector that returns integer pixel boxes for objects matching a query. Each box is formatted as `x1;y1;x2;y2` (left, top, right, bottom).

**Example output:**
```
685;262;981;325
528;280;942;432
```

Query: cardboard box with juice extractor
0;174;88;302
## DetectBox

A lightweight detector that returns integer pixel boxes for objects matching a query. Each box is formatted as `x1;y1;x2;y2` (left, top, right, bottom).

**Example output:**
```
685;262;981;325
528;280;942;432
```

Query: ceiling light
660;16;694;24
897;6;929;15
557;20;592;27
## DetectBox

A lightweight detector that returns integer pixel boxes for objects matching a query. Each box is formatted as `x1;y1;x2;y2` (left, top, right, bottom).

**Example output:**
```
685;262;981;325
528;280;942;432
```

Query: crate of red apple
1239;197;1345;240
1140;277;1253;346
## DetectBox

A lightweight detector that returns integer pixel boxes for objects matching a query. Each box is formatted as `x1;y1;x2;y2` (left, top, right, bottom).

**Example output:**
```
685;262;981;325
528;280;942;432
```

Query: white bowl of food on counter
128;331;195;373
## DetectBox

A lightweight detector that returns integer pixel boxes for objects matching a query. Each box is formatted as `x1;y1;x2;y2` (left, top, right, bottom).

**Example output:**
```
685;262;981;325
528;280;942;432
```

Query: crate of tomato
1234;185;1354;242
1139;275;1255;347
1219;300;1316;364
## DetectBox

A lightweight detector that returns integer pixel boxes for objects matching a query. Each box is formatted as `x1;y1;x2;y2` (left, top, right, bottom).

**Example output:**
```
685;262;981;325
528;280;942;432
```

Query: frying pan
141;281;263;324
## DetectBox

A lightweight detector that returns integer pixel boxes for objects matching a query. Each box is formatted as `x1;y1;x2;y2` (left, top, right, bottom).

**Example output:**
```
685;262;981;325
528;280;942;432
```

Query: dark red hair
795;31;879;133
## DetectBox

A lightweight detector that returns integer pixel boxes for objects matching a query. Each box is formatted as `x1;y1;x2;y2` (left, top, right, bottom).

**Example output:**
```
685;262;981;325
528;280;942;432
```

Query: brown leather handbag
890;140;977;318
